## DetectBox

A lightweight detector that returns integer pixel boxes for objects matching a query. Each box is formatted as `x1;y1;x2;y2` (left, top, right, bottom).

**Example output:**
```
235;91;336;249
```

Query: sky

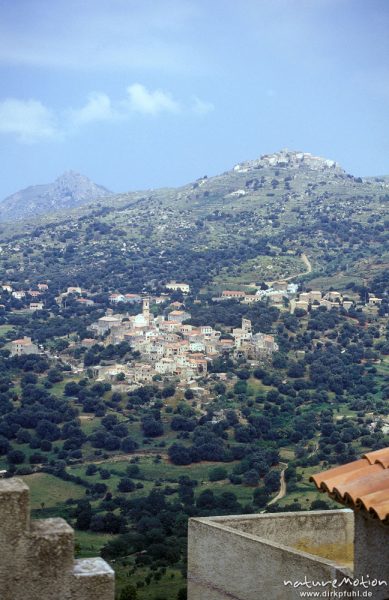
0;0;388;199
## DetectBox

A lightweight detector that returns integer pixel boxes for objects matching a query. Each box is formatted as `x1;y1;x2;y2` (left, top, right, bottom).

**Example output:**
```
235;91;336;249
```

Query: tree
64;382;80;397
86;464;98;476
47;369;63;383
264;470;280;493
142;417;163;437
118;585;138;600
161;385;176;398
209;467;227;482
0;435;10;455
168;443;192;465
196;489;217;509
121;436;138;453
243;469;259;486
7;449;25;464
253;488;270;507
75;501;92;530
117;477;135;493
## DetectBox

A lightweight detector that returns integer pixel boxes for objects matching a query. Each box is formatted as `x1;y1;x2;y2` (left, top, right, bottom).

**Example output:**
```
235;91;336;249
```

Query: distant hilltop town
3;277;384;391
87;295;278;385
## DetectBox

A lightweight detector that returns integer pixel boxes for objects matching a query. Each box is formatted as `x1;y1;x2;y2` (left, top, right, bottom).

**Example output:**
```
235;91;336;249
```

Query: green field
75;530;114;558
21;473;86;509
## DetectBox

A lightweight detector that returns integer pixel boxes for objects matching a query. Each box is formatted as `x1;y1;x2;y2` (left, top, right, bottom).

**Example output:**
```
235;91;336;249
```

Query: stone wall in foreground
0;478;114;600
188;511;354;600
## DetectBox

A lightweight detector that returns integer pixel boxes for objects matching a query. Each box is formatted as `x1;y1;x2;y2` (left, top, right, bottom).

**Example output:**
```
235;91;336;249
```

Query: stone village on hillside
4;276;384;393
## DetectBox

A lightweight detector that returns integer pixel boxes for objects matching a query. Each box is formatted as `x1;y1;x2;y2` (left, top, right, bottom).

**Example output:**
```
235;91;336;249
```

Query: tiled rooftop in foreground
310;447;389;524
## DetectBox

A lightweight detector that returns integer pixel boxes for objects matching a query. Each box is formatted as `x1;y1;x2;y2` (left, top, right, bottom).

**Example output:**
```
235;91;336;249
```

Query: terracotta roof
11;338;32;345
222;290;246;295
310;448;389;524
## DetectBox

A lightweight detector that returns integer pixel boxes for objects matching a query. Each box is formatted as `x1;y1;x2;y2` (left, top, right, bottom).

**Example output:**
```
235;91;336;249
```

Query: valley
0;149;388;599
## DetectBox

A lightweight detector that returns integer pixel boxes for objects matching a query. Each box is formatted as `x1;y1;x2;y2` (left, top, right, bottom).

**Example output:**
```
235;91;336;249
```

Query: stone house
167;310;191;323
80;338;96;348
66;287;82;295
369;295;382;306
299;291;322;304
76;298;95;307
343;300;354;311
319;298;333;309
189;341;206;352
325;290;342;303
90;315;122;336
155;358;176;375
222;290;246;299
12;291;26;300
295;300;309;311
109;293;126;304
29;302;44;311
242;294;261;304
9;337;39;356
268;292;285;305
252;332;279;353
273;281;289;292
166;281;190;294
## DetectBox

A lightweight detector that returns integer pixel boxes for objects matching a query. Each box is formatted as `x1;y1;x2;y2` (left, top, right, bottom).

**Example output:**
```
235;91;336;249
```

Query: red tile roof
310;448;389;524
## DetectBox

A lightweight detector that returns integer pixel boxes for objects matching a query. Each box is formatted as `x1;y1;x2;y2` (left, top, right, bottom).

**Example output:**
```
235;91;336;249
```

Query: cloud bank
0;84;214;143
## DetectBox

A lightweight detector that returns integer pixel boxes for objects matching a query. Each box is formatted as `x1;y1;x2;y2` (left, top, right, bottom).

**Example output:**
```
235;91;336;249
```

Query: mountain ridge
0;148;387;296
0;170;112;222
2;149;388;225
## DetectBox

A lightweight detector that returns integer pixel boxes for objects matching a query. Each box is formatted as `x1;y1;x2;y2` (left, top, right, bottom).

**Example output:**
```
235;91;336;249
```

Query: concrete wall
188;511;354;600
0;478;114;600
354;512;389;600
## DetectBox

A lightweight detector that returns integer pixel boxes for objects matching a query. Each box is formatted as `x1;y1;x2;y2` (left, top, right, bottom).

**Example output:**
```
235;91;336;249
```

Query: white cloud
0;84;214;143
0;98;58;143
126;83;180;115
192;97;215;115
69;92;115;126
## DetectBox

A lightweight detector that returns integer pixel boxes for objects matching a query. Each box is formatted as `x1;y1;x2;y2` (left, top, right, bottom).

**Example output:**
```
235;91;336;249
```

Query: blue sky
0;0;388;199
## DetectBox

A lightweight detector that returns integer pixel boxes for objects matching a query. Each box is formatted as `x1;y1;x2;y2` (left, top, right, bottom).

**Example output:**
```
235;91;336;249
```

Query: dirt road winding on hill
301;253;312;273
266;253;312;287
267;462;288;506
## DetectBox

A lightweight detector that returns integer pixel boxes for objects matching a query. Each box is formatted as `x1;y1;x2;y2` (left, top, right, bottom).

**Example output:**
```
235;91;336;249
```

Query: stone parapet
0;478;114;600
188;510;354;600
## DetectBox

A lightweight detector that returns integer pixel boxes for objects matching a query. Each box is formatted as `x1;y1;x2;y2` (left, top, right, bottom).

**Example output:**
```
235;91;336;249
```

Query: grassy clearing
75;530;114;558
69;455;257;505
21;472;86;509
115;565;186;600
213;255;304;289
0;324;15;335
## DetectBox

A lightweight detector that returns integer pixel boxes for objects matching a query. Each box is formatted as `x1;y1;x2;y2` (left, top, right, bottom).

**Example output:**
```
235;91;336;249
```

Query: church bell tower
143;297;150;324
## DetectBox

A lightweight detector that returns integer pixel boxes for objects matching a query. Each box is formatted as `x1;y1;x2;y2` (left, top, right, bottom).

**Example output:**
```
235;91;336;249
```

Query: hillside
0;149;388;293
0;171;112;222
0;150;388;599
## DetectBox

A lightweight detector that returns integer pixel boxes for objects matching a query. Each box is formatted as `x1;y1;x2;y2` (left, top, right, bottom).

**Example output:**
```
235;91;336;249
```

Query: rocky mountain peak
0;172;112;222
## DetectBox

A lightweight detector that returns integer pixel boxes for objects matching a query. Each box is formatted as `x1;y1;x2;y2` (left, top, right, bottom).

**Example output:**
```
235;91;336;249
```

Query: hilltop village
3;276;384;393
5;280;280;386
